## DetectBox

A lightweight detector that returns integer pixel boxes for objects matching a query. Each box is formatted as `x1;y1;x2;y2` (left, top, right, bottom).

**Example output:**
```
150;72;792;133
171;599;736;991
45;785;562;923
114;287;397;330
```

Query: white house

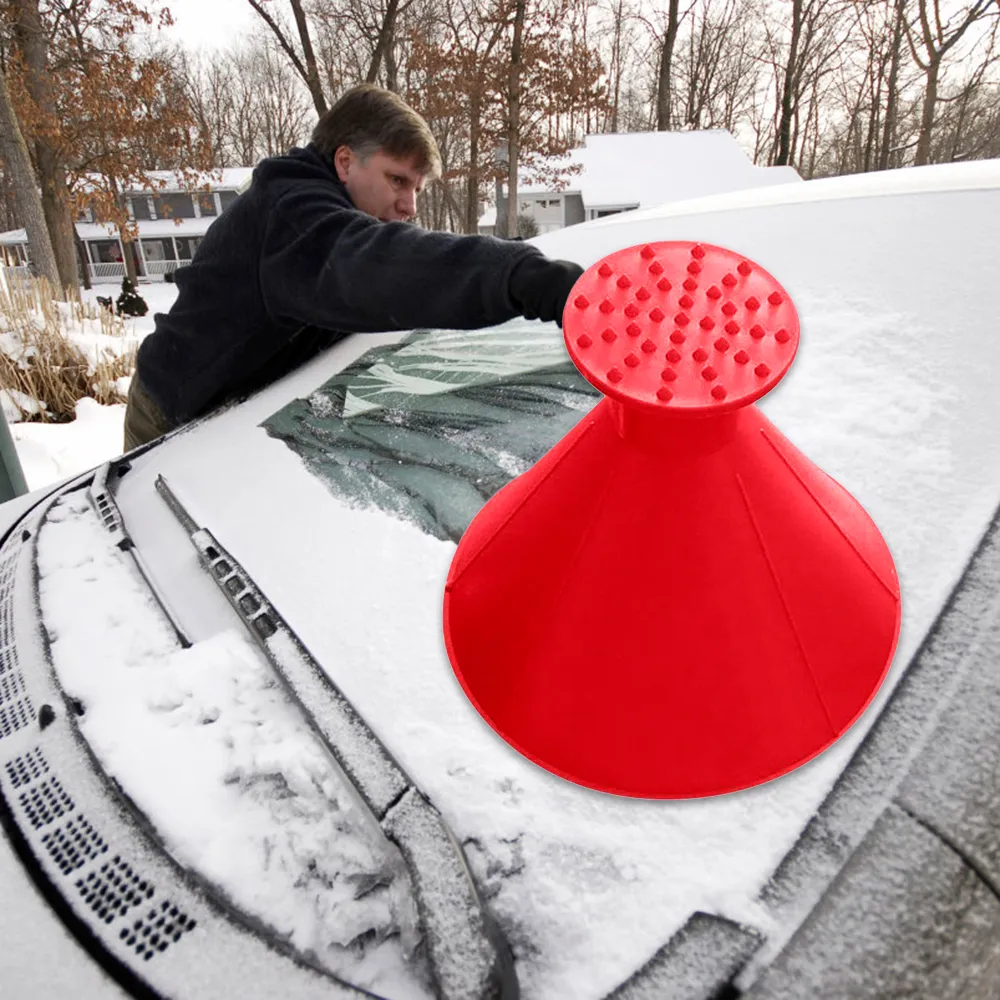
0;168;254;283
479;130;801;236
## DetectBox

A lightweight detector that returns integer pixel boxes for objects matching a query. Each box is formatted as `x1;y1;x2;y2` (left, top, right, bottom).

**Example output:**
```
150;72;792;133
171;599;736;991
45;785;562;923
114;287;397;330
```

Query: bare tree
879;0;908;169
366;0;408;82
505;0;526;235
674;0;760;132
656;0;682;128
906;0;997;165
245;0;328;113
758;0;851;168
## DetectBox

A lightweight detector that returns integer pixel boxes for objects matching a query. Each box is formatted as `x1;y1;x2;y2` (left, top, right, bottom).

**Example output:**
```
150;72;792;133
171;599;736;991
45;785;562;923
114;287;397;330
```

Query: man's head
311;84;441;223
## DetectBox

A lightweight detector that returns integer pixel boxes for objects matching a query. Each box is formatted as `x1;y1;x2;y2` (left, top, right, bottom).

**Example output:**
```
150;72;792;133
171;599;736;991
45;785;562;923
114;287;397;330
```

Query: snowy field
4;282;178;491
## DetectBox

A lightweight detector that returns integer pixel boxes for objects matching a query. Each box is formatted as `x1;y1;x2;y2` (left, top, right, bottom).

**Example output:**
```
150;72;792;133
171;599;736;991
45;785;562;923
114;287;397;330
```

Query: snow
36;489;434;999
3;282;177;491
19;166;1000;997
479;130;801;226
12;398;128;492
1;387;45;421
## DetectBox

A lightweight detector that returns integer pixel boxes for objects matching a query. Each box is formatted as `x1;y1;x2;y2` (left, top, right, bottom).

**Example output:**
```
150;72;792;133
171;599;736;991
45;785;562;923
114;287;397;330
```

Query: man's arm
260;182;576;333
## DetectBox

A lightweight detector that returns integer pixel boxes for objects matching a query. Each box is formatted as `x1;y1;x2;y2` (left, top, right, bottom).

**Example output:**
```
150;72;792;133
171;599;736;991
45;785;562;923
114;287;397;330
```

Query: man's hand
509;255;585;327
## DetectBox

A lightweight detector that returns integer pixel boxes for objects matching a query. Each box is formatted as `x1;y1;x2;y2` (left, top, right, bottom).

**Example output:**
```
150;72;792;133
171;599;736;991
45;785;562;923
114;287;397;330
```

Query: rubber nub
564;242;799;414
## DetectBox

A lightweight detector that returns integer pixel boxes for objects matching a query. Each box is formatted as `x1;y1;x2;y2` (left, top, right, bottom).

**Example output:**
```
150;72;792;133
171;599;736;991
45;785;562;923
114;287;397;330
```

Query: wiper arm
154;474;518;1000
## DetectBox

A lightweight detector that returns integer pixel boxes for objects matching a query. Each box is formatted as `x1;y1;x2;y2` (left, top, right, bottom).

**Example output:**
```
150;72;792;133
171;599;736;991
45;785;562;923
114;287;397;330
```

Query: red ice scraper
443;241;901;798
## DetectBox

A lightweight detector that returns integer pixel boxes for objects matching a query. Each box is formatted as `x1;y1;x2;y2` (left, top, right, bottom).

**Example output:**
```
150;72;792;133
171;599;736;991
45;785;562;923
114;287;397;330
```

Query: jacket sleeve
259;180;543;333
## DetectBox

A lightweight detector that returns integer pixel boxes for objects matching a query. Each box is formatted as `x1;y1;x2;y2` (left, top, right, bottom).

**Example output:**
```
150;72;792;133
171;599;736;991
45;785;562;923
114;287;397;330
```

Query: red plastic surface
443;241;901;798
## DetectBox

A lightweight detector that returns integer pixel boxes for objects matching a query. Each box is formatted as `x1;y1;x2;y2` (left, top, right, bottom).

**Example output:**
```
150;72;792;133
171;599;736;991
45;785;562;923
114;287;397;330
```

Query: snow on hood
36;174;1000;998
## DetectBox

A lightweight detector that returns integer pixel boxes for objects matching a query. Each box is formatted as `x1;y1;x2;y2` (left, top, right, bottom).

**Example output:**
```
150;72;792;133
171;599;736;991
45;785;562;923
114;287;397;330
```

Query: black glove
509;254;585;327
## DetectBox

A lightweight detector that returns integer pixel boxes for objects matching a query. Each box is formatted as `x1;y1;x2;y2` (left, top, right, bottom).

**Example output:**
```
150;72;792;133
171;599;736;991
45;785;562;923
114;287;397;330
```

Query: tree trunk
366;0;402;84
775;0;803;166
74;228;91;290
466;95;481;235
10;0;78;290
384;29;399;92
0;68;58;285
506;0;526;238
289;0;327;115
655;0;681;130
610;0;624;131
914;56;939;165
878;0;906;170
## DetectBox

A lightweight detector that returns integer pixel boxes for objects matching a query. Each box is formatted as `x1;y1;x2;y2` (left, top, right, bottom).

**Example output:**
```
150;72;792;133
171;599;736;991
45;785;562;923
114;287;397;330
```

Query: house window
90;240;124;264
175;236;202;260
141;238;177;262
549;199;561;207
193;191;217;217
152;192;196;220
130;197;153;221
219;190;240;213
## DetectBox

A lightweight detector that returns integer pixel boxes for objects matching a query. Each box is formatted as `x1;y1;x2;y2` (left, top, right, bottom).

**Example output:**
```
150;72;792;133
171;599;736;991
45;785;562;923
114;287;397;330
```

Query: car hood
23;163;1000;999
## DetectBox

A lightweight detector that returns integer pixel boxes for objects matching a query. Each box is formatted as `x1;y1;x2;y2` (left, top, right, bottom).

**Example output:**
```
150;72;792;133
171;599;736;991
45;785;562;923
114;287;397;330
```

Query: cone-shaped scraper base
443;242;901;798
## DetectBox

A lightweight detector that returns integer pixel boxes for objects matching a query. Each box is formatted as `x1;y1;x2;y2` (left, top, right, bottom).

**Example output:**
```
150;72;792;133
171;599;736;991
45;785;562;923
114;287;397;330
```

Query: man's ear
333;145;353;183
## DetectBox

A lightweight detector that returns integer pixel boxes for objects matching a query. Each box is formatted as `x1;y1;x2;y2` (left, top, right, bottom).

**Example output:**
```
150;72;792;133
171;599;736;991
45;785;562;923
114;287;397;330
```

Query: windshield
263;323;600;541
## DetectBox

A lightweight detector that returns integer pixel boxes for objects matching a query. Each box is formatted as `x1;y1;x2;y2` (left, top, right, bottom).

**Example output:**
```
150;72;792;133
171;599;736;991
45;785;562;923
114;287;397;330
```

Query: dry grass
0;272;137;422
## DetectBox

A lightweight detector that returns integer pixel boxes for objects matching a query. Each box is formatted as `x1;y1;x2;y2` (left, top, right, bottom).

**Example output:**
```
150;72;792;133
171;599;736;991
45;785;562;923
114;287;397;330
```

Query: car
2;157;1000;1000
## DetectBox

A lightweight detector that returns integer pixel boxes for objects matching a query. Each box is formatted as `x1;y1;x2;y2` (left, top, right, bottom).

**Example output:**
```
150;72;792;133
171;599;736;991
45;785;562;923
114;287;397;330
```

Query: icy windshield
263;323;600;541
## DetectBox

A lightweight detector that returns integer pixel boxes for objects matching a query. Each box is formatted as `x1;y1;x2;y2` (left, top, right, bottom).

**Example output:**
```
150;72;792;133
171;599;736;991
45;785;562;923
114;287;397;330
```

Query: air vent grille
42;814;109;874
0;539;21;677
5;746;49;787
18;776;75;828
76;855;155;924
0;669;25;704
118;899;198;962
0;696;34;739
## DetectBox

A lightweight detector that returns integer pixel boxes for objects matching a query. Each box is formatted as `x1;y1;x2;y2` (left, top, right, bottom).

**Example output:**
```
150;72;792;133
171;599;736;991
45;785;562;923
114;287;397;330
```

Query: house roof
479;129;801;226
0;217;214;246
120;168;254;194
71;168;255;197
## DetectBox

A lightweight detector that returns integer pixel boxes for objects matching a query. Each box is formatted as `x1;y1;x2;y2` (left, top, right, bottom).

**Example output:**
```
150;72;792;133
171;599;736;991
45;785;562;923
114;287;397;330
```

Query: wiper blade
155;474;518;1000
89;464;191;649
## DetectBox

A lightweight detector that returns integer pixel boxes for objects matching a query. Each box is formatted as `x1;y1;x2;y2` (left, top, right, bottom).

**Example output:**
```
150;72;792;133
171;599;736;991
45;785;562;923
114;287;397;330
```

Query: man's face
333;146;427;222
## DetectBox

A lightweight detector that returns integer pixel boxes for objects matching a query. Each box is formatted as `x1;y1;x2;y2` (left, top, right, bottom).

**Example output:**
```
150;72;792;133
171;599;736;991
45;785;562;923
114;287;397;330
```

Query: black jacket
136;143;543;425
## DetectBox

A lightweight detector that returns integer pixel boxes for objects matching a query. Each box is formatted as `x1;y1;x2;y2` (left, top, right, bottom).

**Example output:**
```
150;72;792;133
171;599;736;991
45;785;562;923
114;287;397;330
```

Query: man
124;84;584;450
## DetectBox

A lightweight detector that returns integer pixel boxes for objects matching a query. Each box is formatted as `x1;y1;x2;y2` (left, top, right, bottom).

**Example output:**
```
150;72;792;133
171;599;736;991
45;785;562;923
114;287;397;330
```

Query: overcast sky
153;0;259;51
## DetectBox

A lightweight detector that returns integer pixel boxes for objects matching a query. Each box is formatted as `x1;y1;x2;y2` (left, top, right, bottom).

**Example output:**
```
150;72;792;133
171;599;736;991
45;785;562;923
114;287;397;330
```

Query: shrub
0;273;135;422
116;276;148;317
516;213;539;239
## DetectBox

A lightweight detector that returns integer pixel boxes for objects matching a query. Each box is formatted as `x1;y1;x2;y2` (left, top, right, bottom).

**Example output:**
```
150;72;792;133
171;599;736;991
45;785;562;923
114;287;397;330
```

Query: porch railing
142;259;189;276
87;262;126;280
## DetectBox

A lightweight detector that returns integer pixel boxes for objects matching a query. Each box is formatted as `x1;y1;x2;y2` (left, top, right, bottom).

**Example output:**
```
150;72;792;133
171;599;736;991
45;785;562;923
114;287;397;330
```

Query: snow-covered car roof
3;159;1000;1000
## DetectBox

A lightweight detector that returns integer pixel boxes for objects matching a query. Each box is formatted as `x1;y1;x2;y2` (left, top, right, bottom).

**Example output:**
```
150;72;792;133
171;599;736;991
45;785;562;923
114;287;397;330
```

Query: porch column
136;238;149;279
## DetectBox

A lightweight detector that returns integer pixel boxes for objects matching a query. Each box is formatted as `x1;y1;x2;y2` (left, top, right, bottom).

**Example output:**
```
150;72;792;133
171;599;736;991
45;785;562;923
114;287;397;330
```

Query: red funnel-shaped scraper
443;242;901;798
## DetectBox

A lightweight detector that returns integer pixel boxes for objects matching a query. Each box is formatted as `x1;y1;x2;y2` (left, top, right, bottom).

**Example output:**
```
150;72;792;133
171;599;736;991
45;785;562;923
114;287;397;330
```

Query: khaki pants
123;376;174;452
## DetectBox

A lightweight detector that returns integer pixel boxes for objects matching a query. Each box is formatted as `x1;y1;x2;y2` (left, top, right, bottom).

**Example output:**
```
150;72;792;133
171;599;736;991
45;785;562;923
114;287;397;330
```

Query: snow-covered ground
3;282;177;491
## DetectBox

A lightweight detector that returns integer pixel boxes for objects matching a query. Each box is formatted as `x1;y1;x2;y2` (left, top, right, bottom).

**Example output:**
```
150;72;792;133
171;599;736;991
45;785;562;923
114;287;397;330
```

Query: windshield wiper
155;474;518;1000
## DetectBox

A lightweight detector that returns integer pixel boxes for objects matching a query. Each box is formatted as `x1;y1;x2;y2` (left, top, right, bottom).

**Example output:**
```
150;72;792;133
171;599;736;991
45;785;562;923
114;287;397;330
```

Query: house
0;168;254;284
478;130;801;236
